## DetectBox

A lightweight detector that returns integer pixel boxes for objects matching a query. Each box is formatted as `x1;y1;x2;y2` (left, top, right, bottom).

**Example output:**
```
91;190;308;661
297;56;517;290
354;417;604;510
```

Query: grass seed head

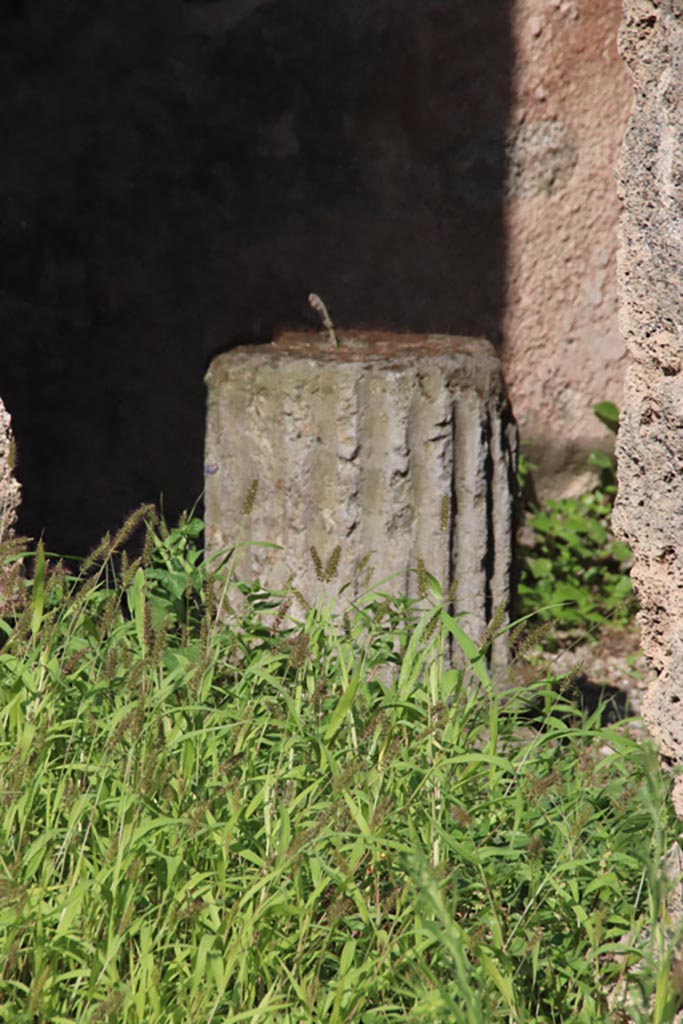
242;479;259;516
424;609;441;642
120;556;142;591
61;645;89;678
141;511;159;567
450;804;472;829
99;591;121;639
271;596;292;634
289;631;310;668
510;619;555;662
80;531;112;574
356;552;372;577
325;544;341;582
373;599;389;625
417;557;428;599
143;599;156;656
479;601;506;654
310;545;324;582
291;586;312;612
440;493;450;533
103;646;119;682
110;504;156;558
526;833;544;860
149;615;169;666
203;575;217;621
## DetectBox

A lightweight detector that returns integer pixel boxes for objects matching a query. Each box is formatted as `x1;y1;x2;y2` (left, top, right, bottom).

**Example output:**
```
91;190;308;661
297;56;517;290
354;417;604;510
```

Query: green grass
517;482;635;635
0;509;680;1023
517;403;637;639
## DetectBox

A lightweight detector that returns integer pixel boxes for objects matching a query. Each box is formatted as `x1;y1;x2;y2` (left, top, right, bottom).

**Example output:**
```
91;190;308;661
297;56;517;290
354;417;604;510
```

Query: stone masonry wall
504;0;632;499
0;395;22;614
0;397;20;545
613;0;683;765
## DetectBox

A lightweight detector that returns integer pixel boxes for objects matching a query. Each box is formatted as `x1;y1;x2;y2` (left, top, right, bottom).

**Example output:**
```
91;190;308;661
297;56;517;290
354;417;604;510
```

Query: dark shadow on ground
518;676;635;732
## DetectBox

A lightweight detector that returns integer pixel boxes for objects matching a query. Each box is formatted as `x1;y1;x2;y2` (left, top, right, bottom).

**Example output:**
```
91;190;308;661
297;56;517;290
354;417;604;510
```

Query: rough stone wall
503;0;632;498
613;0;683;764
0;398;20;545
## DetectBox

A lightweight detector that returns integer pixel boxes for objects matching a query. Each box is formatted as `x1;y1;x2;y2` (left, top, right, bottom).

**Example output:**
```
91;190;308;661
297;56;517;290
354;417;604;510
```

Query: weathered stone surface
613;0;683;766
205;333;517;667
0;397;20;544
503;0;631;500
0;396;22;614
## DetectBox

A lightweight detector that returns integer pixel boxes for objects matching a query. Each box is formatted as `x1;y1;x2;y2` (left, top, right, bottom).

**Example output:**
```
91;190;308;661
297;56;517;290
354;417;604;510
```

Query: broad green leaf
593;401;620;432
324;666;362;742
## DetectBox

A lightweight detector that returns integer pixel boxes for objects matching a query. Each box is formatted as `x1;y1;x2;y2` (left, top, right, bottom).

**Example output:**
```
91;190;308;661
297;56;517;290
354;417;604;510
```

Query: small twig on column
308;293;340;351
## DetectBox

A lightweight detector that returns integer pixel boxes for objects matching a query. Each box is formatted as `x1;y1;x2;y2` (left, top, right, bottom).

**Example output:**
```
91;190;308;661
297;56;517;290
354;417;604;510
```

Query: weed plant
0;509;680;1023
517;403;636;636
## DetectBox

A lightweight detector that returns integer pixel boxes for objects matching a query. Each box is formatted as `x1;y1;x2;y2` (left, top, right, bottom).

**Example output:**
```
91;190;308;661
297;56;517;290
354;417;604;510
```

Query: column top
272;331;496;361
206;332;504;393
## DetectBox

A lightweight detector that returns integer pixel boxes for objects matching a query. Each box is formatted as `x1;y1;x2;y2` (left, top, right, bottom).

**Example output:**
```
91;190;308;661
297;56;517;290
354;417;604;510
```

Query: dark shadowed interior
1;0;513;555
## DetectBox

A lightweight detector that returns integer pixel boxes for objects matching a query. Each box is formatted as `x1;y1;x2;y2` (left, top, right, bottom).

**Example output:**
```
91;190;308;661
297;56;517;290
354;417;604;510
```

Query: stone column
205;333;517;669
613;2;683;776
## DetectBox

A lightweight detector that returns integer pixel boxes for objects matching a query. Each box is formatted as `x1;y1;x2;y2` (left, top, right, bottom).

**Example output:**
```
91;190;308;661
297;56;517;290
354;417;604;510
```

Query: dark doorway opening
1;0;514;555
